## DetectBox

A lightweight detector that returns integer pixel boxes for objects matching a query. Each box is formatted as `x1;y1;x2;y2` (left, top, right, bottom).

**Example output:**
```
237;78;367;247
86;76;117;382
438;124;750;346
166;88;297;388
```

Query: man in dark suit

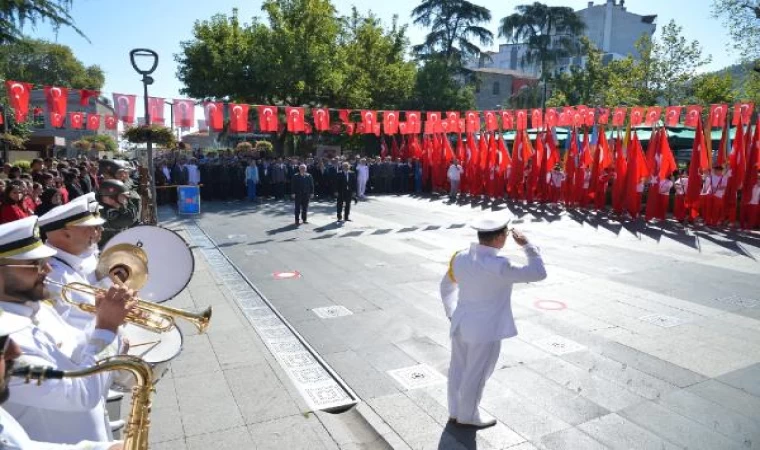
335;161;356;222
291;164;314;225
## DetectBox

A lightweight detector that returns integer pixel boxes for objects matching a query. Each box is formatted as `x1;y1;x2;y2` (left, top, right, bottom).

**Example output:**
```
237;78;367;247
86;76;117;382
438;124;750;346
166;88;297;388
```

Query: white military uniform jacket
440;243;546;343
46;244;101;331
0;407;114;449
0;301;120;444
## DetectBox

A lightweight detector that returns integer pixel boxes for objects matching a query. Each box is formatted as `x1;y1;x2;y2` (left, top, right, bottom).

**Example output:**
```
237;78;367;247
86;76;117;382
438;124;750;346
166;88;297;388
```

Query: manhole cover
245;249;270;256
532;335;587;355
713;295;758;308
639;314;686;328
312;305;353;319
387;364;446;390
273;271;301;280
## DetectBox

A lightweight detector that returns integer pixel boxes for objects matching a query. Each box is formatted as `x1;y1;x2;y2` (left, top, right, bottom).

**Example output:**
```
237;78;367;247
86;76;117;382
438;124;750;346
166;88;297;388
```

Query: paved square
387;364;448;390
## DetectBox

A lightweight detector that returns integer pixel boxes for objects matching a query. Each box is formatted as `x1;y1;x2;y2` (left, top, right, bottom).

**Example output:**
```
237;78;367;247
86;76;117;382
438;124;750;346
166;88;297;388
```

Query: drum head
123;324;184;363
104;226;194;303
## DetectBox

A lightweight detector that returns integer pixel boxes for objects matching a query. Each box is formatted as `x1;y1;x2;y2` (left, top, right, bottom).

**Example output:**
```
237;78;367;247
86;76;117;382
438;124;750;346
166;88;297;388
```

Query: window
492;82;500;95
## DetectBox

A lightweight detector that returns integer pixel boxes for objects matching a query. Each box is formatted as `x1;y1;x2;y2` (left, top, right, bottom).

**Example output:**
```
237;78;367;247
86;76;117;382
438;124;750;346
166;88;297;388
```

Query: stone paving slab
190;196;760;449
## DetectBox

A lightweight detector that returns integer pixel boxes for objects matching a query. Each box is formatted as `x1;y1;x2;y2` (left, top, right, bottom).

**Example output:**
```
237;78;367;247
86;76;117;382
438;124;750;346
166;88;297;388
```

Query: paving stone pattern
180;195;760;449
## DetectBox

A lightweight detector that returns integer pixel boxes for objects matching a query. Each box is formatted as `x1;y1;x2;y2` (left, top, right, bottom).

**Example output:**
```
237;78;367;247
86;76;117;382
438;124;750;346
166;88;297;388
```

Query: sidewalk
137;211;392;449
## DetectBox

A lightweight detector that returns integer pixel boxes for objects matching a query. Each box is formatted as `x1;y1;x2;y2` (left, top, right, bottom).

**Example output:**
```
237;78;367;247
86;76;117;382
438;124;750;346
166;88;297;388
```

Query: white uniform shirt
658;179;674;195
674;177;688;195
46;245;100;331
0;301;120;444
0;407;115;449
702;173;730;198
550;171;565;187
447;165;463;182
440;243;546;343
750;184;760;205
186;164;201;185
357;164;369;181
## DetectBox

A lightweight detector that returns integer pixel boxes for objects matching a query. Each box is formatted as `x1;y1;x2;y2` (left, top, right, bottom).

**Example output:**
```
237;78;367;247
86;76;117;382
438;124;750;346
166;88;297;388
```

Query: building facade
477;0;656;78
471;68;538;110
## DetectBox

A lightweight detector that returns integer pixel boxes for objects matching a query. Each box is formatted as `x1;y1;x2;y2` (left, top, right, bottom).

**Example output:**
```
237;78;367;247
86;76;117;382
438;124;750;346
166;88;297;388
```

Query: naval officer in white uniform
440;216;546;428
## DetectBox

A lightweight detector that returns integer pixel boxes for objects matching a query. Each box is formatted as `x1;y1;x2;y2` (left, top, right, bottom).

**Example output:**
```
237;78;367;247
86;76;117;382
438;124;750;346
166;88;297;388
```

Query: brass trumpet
45;279;212;334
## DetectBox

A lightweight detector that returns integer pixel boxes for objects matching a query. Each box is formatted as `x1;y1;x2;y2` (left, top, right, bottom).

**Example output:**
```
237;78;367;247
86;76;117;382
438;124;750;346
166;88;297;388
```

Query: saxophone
12;355;154;450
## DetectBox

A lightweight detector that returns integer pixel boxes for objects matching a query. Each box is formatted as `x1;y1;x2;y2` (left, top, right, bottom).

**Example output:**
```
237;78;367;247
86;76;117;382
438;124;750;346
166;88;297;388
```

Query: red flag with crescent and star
313;108;330;131
86;114;101;131
465;111;480;133
665;106;682;126
383;111;399;134
112;93;136;124
684;105;702;127
229;103;249;133
6;81;33;122
173;99;195;128
361;110;376;134
406;111;421;134
79;89;100;106
732;102;754;126
257;105;278;132
204;102;224;131
69;112;85;129
286;107;306;132
104;115;118;130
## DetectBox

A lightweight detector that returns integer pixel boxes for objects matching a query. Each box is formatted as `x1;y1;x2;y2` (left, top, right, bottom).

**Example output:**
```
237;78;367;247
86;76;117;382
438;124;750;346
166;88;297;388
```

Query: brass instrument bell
95;244;149;290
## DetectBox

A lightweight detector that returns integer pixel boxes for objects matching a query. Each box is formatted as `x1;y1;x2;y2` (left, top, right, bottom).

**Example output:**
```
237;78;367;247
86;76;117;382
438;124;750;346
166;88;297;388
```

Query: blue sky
27;0;733;121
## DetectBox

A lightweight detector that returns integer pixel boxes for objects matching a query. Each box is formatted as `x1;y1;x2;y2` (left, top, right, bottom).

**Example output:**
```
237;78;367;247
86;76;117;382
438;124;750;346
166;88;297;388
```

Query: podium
177;185;200;215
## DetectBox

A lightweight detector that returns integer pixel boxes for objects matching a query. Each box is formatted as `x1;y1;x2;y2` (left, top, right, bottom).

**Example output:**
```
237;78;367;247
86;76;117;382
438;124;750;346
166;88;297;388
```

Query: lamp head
129;49;159;76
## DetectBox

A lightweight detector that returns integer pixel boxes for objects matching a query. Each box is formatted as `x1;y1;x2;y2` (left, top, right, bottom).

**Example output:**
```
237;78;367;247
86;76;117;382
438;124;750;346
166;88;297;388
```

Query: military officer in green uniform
97;179;140;247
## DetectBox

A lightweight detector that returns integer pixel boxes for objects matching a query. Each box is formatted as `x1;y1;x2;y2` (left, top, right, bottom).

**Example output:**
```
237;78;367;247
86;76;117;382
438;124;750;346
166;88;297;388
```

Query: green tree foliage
688;73;735;104
411;0;493;69
82;134;117;153
547;37;608;106
0;39;104;89
499;2;585;93
0;0;85;44
335;8;416;109
411;55;475;111
711;0;760;62
656;20;712;105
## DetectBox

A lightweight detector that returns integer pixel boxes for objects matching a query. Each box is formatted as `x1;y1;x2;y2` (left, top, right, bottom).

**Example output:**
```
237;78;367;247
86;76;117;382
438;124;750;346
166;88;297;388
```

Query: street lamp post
129;49;159;225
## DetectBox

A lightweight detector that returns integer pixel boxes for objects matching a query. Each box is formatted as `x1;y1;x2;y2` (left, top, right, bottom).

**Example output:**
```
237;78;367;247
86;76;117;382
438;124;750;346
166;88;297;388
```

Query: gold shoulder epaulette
447;250;464;283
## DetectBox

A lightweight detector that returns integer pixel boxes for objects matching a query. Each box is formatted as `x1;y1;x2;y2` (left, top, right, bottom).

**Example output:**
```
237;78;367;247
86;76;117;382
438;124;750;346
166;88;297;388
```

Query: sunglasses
0;260;48;273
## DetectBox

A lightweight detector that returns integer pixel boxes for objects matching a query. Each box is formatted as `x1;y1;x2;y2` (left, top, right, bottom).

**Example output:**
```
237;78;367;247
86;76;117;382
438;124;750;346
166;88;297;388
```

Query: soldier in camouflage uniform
97;179;140;248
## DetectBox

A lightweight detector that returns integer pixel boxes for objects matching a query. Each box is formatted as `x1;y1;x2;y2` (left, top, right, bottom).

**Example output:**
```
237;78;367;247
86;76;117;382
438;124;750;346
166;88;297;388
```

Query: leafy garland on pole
122;124;176;148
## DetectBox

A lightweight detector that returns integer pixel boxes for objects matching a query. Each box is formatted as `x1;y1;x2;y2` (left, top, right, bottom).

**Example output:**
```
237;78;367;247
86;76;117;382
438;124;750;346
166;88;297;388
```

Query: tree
547;37;609;106
410;56;475;111
0;0;86;44
688;73;735;104
82;134;117;153
712;0;760;62
499;2;586;105
655;20;712;105
0;39;104;89
335;8;416;109
411;0;493;69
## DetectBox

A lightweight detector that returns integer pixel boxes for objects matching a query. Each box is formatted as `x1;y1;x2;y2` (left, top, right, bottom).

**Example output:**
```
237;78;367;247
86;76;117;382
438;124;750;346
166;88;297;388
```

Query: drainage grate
713;295;758;309
638;314;686;328
532;335;587;355
387;364;447;390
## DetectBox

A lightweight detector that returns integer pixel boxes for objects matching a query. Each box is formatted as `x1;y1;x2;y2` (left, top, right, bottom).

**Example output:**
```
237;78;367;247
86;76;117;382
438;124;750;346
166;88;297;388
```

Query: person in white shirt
673;170;689;223
0;309;123;449
742;172;760;230
245;159;260;202
440;216;546;429
701;165;730;226
185;158;201;186
447;160;463;202
0;216;135;445
548;164;565;205
356;158;370;199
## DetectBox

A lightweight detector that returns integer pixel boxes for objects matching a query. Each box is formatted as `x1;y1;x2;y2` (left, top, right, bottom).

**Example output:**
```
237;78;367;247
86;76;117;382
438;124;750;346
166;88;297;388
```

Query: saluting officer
97;180;139;248
440;216;547;429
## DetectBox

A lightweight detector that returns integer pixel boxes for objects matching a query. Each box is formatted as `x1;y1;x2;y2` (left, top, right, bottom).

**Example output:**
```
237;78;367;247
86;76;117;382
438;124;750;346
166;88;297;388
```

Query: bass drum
114;324;183;390
103;225;194;303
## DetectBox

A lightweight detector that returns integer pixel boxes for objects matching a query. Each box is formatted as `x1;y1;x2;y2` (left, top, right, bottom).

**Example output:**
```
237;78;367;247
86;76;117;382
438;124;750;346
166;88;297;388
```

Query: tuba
12;356;154;450
45;279;212;334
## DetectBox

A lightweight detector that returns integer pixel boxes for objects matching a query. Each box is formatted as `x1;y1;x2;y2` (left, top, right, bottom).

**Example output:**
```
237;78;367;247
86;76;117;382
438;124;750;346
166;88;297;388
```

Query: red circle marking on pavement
273;271;301;280
534;300;567;311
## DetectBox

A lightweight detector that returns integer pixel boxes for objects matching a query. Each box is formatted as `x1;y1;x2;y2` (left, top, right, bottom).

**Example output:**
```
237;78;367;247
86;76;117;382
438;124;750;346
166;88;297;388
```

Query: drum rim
106;225;195;304
124;324;185;364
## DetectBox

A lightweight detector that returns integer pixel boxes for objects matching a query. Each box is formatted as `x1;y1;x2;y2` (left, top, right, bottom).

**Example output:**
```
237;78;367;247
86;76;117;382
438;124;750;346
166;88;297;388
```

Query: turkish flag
584;109;596;127
576;105;588;124
630;107;644;126
338;109;352;124
44;86;68;118
6;81;33;122
398;122;408;135
645;107;661;126
597;108;610;124
465;111;481;132
173;99;195;128
229;103;249;133
104;115;118;130
286;107;306;132
426;111;442;133
258;105;278;132
113;93;136;124
148;97;165;124
482;111;496;131
561;107;575;126
204;102;224;131
545;108;558;128
406;111;421;134
382;111;398;134
361;110;377;134
732;102;754;126
69;112;85;129
612;107;627;127
531;109;543;129
49;112;65;128
79;89;100;106
658;127;677;180
446;111;460;133
710;104;728;127
87;114;100;131
440;119;451;134
685;105;702;127
665;106;682;126
516;110;528;130
313;108;330;131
